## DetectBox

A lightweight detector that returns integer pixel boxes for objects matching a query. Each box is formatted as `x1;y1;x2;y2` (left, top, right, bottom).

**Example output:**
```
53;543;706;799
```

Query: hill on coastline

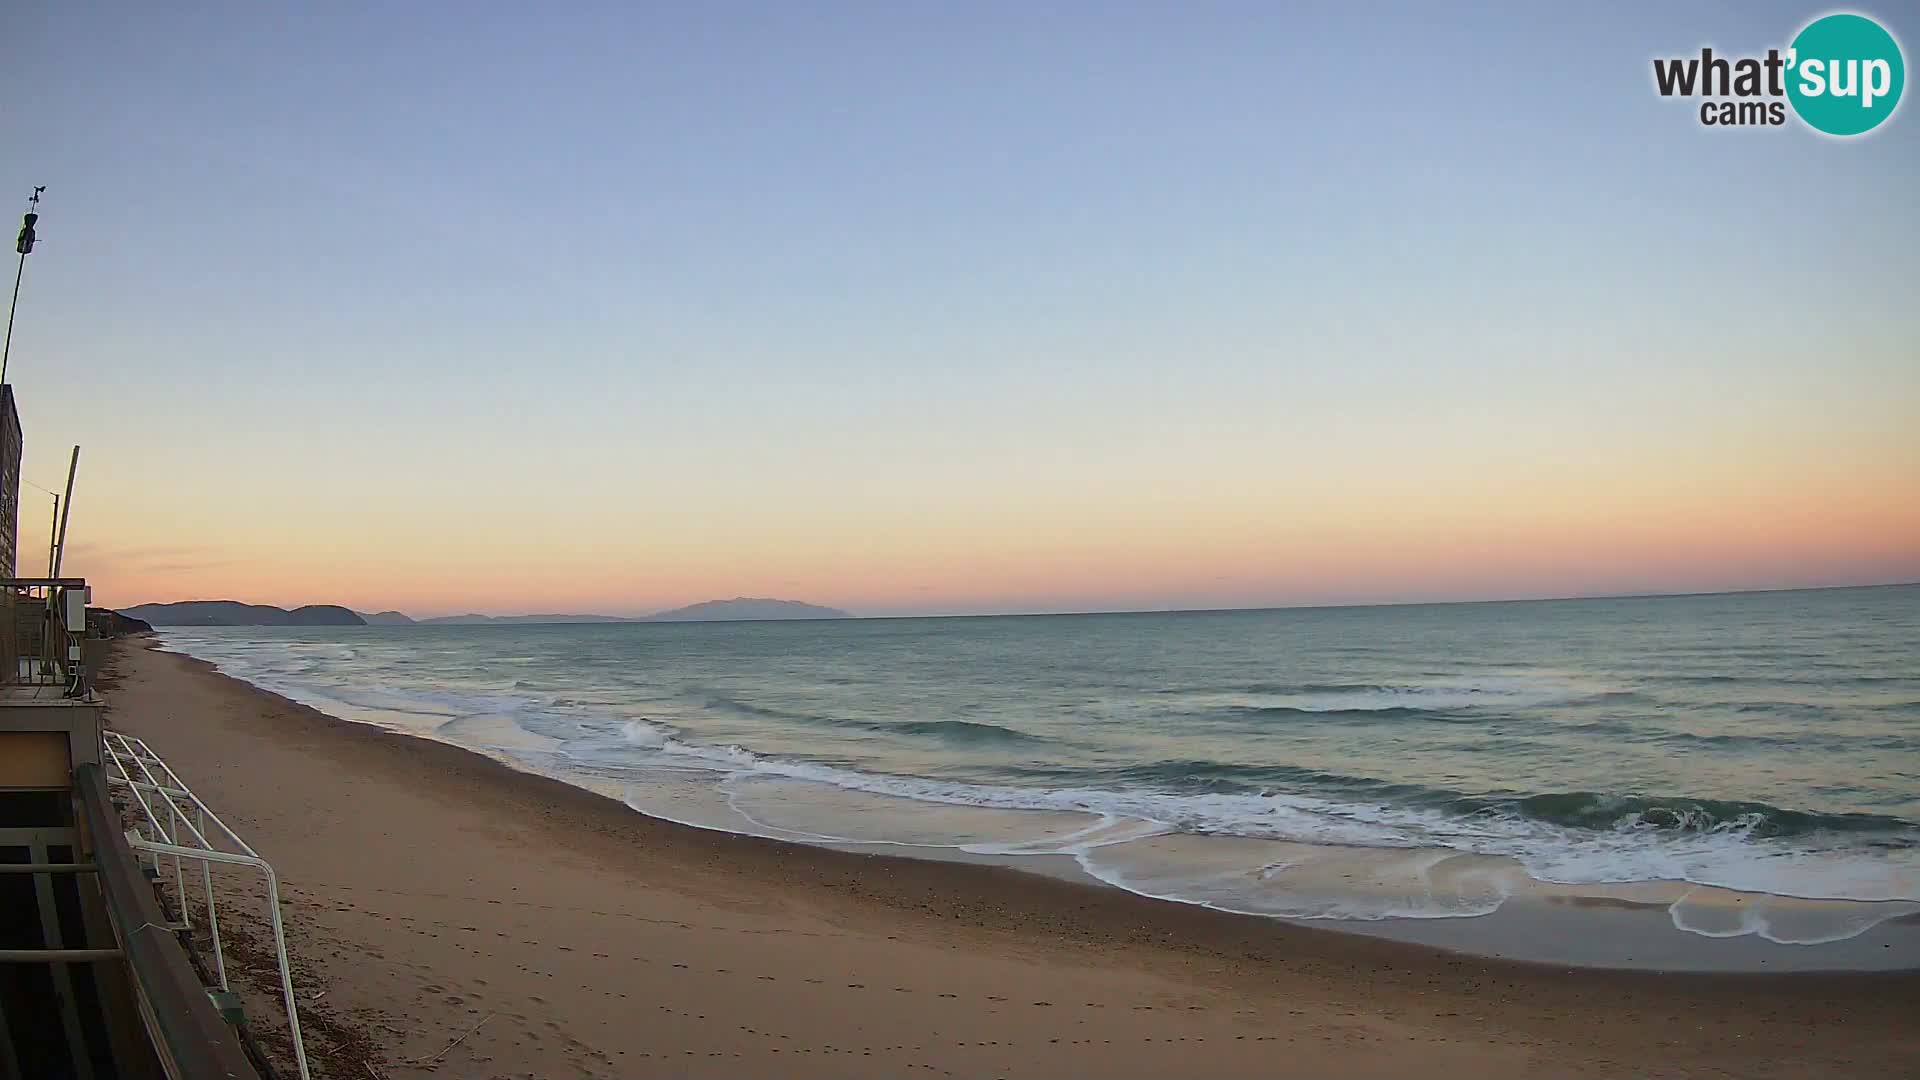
119;601;366;626
415;613;635;625
88;608;154;636
408;599;851;624
642;598;849;622
119;597;850;626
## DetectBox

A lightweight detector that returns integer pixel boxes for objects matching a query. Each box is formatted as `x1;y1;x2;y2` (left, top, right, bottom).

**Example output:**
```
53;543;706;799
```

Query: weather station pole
2;185;46;387
46;492;59;576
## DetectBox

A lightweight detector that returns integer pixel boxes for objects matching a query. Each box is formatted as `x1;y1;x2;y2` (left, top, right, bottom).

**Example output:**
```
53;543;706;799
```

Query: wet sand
99;638;1920;1079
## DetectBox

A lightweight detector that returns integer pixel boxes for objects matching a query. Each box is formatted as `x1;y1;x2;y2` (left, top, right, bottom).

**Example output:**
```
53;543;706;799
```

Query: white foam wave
608;718;1920;908
1667;889;1920;946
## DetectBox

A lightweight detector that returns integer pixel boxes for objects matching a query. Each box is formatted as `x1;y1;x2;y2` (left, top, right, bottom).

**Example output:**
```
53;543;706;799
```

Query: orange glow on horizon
43;337;1920;618
68;464;1920;617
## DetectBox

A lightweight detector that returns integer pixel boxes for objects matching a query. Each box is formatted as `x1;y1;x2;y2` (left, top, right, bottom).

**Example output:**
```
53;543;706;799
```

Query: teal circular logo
1786;13;1905;136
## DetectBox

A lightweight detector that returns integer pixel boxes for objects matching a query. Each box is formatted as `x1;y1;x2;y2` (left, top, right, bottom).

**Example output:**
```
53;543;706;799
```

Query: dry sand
98;638;1918;1079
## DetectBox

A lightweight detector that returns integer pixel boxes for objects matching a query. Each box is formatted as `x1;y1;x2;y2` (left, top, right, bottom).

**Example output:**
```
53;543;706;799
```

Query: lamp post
2;185;46;387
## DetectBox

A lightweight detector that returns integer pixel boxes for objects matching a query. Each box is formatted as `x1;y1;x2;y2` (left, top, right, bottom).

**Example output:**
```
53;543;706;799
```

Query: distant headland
116;601;366;627
119;597;853;627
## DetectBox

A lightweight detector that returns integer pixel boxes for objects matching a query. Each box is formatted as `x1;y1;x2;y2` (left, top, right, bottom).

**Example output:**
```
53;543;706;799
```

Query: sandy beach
96;637;1919;1079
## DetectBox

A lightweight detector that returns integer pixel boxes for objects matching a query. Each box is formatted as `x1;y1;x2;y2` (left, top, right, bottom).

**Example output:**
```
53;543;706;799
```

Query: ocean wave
1647;672;1920;690
998;764;1920;845
864;718;1044;743
1201;675;1597;714
1004;759;1446;801
611;719;1920;904
700;693;822;723
1554;718;1648;736
1219;704;1490;724
1650;730;1914;752
697;693;1045;744
1495;791;1916;840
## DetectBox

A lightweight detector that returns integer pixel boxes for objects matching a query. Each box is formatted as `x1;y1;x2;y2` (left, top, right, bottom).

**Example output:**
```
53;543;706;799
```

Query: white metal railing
100;729;310;1080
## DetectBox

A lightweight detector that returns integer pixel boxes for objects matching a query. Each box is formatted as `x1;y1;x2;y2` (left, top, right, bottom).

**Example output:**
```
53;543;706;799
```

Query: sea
155;585;1920;963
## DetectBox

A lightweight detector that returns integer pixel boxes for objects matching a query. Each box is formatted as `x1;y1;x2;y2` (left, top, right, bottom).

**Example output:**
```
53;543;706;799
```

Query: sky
3;2;1916;617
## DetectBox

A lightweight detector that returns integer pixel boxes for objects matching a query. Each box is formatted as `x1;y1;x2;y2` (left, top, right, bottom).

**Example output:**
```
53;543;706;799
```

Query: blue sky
4;3;1916;614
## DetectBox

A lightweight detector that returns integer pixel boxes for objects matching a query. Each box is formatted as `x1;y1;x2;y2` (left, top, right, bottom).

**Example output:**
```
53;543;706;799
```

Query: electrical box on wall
63;586;88;631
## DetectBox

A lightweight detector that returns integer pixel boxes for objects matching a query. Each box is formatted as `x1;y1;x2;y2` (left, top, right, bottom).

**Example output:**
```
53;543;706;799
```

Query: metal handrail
101;730;309;1080
73;764;258;1080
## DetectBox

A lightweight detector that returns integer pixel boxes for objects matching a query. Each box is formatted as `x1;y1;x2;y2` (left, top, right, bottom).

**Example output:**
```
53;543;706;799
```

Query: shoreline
149;634;1920;975
100;637;1920;1078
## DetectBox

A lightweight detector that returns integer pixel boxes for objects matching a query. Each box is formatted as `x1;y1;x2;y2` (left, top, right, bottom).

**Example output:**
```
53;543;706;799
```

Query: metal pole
46;493;58;577
167;798;187;926
259;861;310;1079
198;804;227;990
0;249;24;387
52;446;77;577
